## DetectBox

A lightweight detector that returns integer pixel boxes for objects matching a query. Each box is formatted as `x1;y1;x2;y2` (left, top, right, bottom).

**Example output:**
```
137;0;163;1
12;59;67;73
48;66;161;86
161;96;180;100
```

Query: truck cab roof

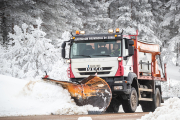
71;33;131;41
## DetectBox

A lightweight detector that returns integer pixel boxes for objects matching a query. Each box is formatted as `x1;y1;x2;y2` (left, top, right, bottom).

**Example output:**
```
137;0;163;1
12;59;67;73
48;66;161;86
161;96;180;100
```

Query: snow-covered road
0;112;148;120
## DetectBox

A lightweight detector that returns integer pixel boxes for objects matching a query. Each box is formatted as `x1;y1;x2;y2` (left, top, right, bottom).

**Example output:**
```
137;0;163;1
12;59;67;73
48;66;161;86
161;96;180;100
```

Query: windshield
70;40;121;59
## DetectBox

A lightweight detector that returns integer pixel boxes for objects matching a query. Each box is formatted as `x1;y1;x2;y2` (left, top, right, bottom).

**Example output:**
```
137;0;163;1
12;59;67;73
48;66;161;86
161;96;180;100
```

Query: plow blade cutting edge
42;76;112;112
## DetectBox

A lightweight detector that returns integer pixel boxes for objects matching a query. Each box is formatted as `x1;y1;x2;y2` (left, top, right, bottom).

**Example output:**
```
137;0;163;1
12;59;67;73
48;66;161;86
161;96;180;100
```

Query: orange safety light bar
76;30;80;35
116;28;120;33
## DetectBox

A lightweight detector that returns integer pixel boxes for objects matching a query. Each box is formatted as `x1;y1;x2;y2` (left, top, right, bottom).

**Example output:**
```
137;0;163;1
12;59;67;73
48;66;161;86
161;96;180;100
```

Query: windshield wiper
92;54;111;56
73;55;91;58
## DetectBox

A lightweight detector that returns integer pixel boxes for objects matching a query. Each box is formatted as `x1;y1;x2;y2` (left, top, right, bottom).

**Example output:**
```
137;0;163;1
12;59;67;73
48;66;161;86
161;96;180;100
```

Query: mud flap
42;76;112;112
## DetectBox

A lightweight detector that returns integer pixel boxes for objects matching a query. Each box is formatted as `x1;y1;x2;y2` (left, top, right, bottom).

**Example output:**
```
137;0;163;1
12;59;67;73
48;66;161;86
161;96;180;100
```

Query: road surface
0;112;148;120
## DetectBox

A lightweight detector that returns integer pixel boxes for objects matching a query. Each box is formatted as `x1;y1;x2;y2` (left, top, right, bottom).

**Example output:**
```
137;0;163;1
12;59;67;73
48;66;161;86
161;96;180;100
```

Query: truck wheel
106;98;120;113
122;87;138;113
141;102;151;112
152;88;161;111
141;88;161;112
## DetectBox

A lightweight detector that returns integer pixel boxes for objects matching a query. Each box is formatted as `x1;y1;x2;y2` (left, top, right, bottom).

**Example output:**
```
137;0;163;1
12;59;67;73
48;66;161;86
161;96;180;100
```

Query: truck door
122;39;133;76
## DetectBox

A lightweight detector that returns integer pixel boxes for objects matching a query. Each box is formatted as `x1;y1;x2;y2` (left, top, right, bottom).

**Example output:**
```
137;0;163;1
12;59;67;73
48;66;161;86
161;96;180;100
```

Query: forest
0;0;180;79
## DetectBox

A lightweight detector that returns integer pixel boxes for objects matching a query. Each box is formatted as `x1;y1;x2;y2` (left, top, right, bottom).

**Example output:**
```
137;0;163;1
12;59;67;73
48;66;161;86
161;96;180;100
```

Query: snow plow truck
43;29;167;113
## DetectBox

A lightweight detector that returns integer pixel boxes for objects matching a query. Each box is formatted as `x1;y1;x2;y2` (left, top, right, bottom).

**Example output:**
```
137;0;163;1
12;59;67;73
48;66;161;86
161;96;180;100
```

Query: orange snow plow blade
42;76;112;111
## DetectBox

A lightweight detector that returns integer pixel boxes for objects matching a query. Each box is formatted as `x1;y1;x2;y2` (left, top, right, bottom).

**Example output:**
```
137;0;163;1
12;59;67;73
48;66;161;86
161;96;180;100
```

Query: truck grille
78;67;112;71
80;72;110;75
77;67;112;76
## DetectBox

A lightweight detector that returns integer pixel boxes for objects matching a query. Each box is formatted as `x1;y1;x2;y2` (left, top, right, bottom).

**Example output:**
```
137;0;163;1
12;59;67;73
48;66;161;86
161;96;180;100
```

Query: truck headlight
114;86;123;90
108;29;113;34
66;59;71;63
80;31;85;35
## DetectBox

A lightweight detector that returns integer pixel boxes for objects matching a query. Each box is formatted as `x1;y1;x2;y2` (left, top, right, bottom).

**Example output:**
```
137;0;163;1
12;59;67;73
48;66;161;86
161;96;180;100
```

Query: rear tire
141;88;161;112
122;87;138;113
152;88;161;111
106;98;120;113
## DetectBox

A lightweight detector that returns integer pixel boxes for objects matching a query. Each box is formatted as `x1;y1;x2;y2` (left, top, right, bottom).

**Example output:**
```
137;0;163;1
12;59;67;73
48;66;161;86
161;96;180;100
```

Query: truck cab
62;29;134;91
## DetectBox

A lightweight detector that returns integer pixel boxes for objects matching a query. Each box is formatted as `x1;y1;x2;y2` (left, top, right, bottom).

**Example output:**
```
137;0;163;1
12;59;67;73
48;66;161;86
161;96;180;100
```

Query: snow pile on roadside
161;80;180;97
0;75;99;117
166;64;180;81
138;97;180;120
158;64;180;97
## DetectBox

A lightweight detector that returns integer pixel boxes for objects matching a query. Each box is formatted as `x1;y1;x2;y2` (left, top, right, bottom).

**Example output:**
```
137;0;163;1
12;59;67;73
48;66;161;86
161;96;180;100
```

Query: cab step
139;98;153;101
139;88;153;92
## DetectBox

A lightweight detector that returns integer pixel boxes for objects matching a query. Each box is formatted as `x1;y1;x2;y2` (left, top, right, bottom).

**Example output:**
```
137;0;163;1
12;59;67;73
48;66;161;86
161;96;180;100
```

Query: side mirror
129;46;134;56
61;42;66;58
61;42;66;48
128;40;134;56
61;48;65;58
128;40;134;46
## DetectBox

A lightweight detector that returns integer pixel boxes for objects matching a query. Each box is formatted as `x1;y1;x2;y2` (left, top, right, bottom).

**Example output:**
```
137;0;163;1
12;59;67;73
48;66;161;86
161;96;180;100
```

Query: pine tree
114;0;137;34
151;0;165;42
34;0;83;43
0;0;40;44
130;0;161;43
160;0;180;65
73;0;114;34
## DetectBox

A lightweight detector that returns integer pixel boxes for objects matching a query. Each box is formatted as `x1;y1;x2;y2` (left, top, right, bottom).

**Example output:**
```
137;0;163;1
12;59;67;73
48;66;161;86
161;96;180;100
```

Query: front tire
106;98;121;113
122;87;138;113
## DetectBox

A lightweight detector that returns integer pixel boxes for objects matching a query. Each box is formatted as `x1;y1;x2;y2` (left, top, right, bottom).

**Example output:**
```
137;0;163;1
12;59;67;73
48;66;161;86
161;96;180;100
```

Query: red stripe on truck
115;57;124;76
67;63;75;78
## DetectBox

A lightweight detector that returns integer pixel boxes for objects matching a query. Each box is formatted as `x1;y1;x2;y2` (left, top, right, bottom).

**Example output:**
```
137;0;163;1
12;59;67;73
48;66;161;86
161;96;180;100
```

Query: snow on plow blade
42;76;112;111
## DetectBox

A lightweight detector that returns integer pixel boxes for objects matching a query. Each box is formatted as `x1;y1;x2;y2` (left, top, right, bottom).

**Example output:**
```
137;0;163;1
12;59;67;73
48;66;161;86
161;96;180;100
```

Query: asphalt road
0;112;149;120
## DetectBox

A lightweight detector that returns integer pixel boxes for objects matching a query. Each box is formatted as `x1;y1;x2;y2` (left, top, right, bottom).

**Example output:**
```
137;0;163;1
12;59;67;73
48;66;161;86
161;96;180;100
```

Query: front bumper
112;81;131;94
103;77;131;94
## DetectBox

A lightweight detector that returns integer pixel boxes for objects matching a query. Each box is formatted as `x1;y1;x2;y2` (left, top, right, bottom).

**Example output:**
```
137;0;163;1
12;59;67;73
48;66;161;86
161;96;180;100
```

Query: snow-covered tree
160;0;180;65
34;0;83;43
151;0;166;42
130;0;161;43
49;31;70;80
4;18;57;78
113;0;137;34
73;0;114;34
0;45;5;74
0;0;83;44
0;0;39;44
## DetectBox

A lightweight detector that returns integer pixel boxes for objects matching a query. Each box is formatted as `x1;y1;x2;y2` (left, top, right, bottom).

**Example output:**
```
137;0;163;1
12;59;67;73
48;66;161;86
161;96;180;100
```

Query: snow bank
157;64;180;97
161;80;180;97
166;64;180;82
138;97;180;120
0;75;99;117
